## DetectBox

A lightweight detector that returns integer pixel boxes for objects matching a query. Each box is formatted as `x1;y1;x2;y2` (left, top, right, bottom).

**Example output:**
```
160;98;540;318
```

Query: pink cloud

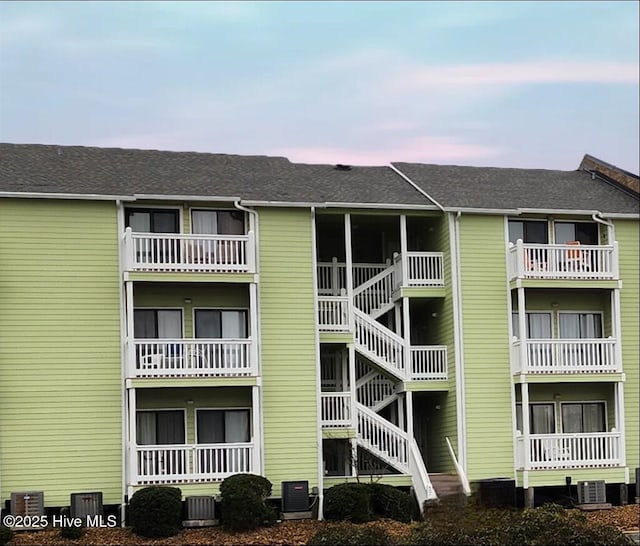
269;136;501;166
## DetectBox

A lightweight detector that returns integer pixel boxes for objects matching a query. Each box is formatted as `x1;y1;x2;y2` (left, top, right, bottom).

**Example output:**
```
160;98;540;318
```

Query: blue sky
0;1;638;172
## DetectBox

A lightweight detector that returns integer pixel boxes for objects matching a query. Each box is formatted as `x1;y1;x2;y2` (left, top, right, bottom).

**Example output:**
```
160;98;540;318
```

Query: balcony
511;338;619;375
410;346;448;380
134;442;254;484
516;432;622;470
318;296;350;332
123;228;255;274
507;241;618;281
321;392;353;428
130;339;256;378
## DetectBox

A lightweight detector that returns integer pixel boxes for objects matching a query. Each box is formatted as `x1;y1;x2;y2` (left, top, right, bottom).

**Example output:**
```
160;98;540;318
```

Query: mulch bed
9;505;639;545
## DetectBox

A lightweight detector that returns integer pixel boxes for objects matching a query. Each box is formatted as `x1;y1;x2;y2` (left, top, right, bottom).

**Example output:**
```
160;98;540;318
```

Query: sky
0;1;638;173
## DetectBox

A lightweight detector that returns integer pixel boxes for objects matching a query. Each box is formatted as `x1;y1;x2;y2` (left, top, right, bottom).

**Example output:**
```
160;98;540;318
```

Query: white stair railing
445;437;471;496
354;309;406;380
356;369;397;412
353;265;396;317
356;403;409;472
409;438;438;508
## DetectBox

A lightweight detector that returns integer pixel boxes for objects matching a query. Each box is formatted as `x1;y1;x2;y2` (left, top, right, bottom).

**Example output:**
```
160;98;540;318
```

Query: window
126;209;179;233
197;409;250;443
137;410;185;445
554;222;598;245
134;309;182;339
561;402;605;433
192;210;244;235
512;312;552;339
558;313;602;339
508;220;548;245
194;309;247;338
516;403;555;434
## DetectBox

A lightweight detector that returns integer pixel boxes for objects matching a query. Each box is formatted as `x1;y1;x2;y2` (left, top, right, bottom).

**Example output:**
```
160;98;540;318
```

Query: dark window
191;210;245;235
561;402;605;433
194;309;247;338
134;309;182;338
137;410;185;445
554;222;598;245
197;409;250;443
126;209;179;233
508;220;549;244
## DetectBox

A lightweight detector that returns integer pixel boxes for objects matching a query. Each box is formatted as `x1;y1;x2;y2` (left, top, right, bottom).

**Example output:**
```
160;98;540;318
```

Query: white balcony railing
508;240;618;281
320;392;353;428
318;296;350;332
516;433;622;470
410;346;448;380
135;443;254;484
132;339;255;378
511;338;619;374
405;252;445;286
123;228;255;273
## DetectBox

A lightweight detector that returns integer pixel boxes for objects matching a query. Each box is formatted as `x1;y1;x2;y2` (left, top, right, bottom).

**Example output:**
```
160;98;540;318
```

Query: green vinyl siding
0;198;122;506
616;220;639;474
458;214;513;480
519;467;626;488
258;208;319;488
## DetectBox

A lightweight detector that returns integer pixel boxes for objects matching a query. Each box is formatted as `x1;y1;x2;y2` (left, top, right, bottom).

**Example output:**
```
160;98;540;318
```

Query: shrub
367;483;412;523
307;523;392;546
128;485;182;538
0;526;13;546
323;483;373;523
220;473;276;531
60;523;85;540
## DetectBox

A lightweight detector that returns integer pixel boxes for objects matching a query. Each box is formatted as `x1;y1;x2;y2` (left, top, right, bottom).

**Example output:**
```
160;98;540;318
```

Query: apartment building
0;143;637;515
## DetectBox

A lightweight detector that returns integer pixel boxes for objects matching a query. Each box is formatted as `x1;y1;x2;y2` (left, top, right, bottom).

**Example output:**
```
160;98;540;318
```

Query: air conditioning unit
10;492;45;516
183;496;216;527
577;481;606;504
281;481;309;512
70;492;103;519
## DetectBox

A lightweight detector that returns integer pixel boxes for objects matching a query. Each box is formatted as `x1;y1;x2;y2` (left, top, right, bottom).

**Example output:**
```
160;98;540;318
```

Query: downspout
310;206;325;519
450;210;468;472
234;200;265;477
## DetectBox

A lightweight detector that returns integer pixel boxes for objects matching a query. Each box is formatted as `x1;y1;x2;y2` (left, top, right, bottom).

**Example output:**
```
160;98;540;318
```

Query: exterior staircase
350;261;438;508
429;473;464;499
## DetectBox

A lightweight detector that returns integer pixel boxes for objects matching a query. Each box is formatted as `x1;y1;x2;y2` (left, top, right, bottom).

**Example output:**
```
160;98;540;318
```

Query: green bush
408;502;631;546
128;485;182;538
220;473;276;531
367;483;412;523
307;523;392;546
0;525;13;546
323;483;374;523
60;523;85;540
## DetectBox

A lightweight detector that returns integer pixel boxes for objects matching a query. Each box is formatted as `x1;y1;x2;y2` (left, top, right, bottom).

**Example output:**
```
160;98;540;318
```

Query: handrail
445;436;471;496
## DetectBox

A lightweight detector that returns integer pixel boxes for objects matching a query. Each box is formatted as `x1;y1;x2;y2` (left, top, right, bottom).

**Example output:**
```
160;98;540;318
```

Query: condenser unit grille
577;481;606;504
186;496;215;521
70;492;103;519
10;492;45;517
281;481;309;512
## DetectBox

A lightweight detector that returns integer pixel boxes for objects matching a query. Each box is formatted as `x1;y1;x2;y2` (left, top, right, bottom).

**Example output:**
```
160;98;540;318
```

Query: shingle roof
0;143;431;206
392;162;640;215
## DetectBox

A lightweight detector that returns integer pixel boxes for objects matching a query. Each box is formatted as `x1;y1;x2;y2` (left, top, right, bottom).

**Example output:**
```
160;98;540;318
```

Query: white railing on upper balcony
132;339;255;378
353;266;396;316
317;260;390;295
320;392;353;427
410;346;448;380
516;432;622;470
406;252;445;286
135;442;254;484
123;227;255;273
507;240;618;281
318;296;350;332
511;338;619;374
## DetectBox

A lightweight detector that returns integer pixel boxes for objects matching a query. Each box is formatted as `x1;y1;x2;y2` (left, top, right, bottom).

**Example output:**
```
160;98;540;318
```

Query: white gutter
444;207;521;215
449;210;467;472
0;191;131;200
132;194;241;202
310;206;324;519
388;164;445;211
600;213;640;220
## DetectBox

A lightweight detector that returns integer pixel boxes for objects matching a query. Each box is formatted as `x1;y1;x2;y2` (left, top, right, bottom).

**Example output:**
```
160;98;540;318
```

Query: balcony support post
249;283;259;375
125;281;135;378
400;215;408;287
612;289;624;372
344;214;354;331
517;287;527;373
615;381;626;467
127;387;137;487
251;385;263;475
521;382;531;470
348;345;357;430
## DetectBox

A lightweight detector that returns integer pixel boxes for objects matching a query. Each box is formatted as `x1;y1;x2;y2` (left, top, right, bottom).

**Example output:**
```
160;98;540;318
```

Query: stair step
429;473;463;498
